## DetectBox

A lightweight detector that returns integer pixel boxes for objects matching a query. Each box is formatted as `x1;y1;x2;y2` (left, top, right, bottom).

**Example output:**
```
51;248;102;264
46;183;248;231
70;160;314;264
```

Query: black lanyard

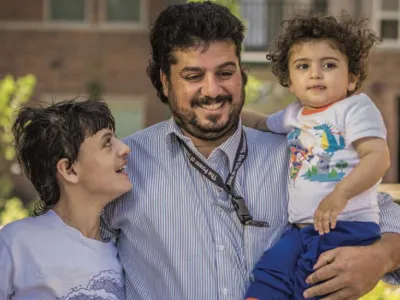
178;131;269;228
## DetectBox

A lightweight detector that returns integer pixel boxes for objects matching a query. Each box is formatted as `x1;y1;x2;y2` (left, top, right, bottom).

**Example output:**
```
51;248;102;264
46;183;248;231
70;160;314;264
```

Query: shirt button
217;188;223;193
218;244;225;251
222;288;228;295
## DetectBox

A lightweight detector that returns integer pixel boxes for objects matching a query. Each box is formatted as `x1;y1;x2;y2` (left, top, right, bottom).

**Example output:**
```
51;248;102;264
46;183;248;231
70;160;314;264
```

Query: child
0;99;131;299
242;14;389;299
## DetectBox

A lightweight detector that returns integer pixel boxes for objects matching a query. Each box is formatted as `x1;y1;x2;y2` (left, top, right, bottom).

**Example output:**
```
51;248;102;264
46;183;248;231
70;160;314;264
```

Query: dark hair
12;98;115;216
147;1;247;104
267;13;381;93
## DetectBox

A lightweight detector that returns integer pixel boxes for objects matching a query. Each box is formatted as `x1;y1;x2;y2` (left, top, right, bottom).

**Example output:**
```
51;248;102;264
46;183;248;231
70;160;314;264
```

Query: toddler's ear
348;73;358;93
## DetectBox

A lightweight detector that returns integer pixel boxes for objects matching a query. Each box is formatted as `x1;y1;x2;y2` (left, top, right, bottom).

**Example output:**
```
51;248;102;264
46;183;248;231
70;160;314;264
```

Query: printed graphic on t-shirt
287;122;348;183
57;270;125;300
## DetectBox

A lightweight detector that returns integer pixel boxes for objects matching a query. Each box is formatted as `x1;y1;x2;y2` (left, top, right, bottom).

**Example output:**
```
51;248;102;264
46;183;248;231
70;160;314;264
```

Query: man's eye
218;72;233;79
186;75;202;82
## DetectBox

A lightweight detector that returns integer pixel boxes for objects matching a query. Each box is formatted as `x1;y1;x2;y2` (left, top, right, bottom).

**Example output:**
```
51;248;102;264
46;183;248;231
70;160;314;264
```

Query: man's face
162;41;245;141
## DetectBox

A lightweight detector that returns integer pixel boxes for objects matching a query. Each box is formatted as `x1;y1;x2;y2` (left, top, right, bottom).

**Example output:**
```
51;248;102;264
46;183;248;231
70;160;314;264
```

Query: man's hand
303;244;386;299
314;190;348;235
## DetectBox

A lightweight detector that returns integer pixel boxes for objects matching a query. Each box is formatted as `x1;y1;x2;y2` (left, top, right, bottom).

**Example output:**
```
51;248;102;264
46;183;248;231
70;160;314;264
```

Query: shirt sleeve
378;192;400;284
344;94;387;145
266;101;302;134
0;233;14;298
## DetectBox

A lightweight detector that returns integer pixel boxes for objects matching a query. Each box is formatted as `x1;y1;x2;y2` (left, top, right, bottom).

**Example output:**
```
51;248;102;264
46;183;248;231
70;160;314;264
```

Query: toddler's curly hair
267;13;381;93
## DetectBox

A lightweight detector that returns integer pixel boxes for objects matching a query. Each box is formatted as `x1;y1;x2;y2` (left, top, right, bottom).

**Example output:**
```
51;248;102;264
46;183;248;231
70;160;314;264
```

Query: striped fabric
103;118;400;300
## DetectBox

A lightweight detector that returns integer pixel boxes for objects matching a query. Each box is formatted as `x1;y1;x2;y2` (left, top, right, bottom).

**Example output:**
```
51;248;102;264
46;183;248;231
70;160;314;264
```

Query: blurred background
0;0;400;297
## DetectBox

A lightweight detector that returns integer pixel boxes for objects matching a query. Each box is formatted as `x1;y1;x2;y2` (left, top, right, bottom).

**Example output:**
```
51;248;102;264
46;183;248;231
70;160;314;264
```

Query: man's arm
304;193;400;299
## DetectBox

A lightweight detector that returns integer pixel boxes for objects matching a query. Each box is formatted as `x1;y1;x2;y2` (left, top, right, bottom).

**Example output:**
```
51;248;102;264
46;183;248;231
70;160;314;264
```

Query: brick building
0;0;399;203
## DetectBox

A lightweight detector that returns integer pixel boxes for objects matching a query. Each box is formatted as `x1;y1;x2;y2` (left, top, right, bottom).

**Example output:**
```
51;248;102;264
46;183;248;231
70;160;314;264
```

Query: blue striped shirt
104;118;400;300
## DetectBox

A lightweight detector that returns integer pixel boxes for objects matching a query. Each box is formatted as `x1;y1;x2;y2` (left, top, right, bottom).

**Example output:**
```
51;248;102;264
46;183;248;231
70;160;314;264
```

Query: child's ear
56;158;79;184
348;73;358;93
160;70;169;97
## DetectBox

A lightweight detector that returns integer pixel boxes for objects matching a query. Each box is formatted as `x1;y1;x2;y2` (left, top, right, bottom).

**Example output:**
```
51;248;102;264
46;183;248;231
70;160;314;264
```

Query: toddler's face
287;40;357;110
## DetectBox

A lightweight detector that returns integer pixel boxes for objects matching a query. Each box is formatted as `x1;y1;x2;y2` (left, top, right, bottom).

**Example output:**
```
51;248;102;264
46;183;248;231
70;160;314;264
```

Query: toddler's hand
314;190;348;235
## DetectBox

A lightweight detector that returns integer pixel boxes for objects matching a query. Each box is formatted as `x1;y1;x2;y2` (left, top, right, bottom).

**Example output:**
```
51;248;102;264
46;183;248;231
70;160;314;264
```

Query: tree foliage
0;74;36;226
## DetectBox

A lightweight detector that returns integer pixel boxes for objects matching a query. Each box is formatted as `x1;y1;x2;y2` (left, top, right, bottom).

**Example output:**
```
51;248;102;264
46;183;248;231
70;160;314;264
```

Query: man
104;2;400;299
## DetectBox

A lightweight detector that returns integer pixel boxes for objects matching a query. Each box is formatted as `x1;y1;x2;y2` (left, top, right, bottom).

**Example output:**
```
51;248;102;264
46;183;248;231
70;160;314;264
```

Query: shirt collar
165;117;243;171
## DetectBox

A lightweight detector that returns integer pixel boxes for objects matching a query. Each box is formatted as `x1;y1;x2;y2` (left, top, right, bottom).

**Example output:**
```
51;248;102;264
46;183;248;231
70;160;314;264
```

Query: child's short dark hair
12;98;115;216
267;13;381;93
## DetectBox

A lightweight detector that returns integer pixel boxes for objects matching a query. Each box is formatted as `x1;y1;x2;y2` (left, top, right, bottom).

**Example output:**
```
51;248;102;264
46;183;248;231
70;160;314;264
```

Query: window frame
372;0;400;48
43;0;93;29
97;0;148;31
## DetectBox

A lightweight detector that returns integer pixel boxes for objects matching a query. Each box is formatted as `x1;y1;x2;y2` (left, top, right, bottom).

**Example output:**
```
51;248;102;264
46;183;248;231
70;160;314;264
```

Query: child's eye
104;138;112;147
323;63;336;69
296;64;309;70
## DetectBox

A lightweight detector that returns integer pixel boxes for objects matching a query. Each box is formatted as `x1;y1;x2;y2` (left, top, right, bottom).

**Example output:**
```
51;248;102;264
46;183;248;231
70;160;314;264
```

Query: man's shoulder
123;121;169;145
244;126;288;149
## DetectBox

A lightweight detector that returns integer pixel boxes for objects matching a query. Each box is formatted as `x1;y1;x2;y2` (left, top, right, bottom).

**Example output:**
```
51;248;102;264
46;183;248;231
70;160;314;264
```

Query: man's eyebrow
292;57;340;64
216;61;237;69
180;62;237;74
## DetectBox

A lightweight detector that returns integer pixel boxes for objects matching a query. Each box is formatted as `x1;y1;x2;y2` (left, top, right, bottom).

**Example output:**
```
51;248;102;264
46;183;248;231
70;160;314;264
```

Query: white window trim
242;51;271;64
372;0;400;49
0;0;147;32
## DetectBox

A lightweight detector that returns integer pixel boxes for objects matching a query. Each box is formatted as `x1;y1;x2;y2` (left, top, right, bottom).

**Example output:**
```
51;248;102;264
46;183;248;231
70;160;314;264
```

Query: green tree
0;74;36;226
187;0;264;103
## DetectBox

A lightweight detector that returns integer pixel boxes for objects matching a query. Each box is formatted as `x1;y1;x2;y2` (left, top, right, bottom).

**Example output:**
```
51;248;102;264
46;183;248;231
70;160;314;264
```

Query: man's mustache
190;95;232;108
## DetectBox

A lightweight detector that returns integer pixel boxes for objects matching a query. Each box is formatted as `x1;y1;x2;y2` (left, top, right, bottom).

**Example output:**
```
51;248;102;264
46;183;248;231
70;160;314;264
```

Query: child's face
74;128;132;202
288;40;357;110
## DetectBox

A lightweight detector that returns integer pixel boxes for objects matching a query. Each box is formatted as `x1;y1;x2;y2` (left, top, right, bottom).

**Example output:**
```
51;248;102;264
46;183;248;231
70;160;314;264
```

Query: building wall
0;0;170;130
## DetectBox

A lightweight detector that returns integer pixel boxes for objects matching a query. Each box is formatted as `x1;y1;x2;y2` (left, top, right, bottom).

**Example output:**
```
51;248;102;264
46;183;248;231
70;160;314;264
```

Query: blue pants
245;221;380;300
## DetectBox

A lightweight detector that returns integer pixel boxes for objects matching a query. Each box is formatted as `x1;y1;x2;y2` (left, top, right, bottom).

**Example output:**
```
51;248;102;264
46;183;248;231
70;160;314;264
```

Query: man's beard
167;85;245;141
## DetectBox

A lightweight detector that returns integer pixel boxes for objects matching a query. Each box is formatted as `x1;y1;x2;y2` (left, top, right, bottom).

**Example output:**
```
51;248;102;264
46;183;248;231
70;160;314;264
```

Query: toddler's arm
241;101;301;133
314;137;390;234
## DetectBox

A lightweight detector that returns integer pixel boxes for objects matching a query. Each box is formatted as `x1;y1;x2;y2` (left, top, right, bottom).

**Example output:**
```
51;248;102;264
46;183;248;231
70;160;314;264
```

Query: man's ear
348;73;359;93
56;158;79;184
160;70;169;97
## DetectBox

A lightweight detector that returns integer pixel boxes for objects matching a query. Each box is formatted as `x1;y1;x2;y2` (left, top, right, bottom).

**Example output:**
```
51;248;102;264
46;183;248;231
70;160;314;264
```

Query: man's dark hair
267;13;381;94
147;1;247;104
12;98;115;216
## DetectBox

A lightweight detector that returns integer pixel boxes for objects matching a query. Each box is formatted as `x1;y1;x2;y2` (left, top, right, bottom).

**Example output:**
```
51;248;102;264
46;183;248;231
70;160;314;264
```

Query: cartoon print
313;123;345;154
57;270;125;300
288;122;348;183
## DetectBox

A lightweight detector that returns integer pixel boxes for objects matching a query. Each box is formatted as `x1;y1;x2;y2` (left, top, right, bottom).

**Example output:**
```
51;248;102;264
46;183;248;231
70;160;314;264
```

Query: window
47;0;87;22
99;0;146;28
40;93;145;138
373;0;400;46
42;0;147;30
106;96;145;138
106;0;140;22
241;0;324;51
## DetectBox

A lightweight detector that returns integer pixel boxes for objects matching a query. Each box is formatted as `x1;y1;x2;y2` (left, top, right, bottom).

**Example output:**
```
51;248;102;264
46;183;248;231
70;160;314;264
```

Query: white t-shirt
267;93;386;224
0;210;125;300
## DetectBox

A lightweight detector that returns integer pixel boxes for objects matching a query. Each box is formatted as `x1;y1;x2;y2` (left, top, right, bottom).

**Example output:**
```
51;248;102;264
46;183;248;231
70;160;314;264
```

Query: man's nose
201;75;223;98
